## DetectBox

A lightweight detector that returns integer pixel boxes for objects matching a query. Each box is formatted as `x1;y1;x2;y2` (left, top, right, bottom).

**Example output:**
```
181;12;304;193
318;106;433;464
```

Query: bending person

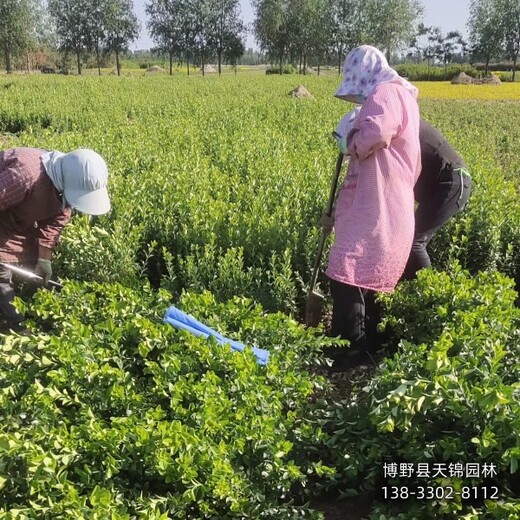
402;120;472;279
0;147;110;331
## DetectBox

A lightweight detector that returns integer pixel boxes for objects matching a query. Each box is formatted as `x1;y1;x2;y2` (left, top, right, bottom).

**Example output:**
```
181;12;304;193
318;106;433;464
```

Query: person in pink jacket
325;45;421;370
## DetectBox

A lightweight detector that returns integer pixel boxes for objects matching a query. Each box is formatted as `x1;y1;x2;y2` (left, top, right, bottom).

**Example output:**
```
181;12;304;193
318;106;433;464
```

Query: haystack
288;85;314;99
201;64;216;73
481;73;502;85
451;72;475;85
146;65;165;73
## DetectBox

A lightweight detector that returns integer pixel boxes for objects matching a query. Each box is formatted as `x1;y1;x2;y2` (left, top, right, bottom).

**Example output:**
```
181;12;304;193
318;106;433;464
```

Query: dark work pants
0;263;28;327
403;168;472;280
329;278;380;352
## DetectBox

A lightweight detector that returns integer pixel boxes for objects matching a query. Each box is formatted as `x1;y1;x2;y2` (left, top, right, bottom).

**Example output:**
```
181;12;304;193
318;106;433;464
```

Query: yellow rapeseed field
416;81;520;100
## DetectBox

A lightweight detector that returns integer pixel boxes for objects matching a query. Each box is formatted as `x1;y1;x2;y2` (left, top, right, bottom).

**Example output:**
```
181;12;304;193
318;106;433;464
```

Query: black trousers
403;168;472;280
329;278;380;351
0;262;30;327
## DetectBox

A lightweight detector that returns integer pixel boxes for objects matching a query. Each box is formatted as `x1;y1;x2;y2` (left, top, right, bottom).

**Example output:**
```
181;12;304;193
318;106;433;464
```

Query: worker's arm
37;207;73;256
347;82;404;161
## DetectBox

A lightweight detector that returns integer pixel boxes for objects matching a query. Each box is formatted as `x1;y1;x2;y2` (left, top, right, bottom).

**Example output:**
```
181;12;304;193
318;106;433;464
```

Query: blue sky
131;0;471;51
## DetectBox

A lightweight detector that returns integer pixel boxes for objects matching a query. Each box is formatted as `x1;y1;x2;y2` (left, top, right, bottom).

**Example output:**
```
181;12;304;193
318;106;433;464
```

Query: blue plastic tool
164;306;269;366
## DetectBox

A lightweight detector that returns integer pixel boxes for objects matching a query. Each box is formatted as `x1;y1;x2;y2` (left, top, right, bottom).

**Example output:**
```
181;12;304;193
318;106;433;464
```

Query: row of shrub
394;63;479;81
0;282;332;518
303;264;520;519
265;65;298;75
1;75;518;313
1;264;518;518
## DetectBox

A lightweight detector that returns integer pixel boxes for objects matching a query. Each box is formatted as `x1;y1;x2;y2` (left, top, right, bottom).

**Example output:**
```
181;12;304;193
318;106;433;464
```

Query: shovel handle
325;153;344;216
308;153;345;293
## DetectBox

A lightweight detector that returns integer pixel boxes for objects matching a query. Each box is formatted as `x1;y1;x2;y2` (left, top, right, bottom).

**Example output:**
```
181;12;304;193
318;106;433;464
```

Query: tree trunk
169;51;173;75
5;45;12;73
513;54;518;82
338;52;342;75
444;59;447;80
217;48;222;76
201;47;205;76
299;53;302;74
279;52;283;75
116;51;121;76
187;53;190;76
76;50;82;75
485;55;490;76
96;45;101;76
427;58;430;81
318;60;320;76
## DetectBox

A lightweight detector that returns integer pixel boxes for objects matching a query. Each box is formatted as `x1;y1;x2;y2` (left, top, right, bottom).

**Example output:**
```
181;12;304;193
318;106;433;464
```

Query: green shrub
305;265;519;518
1;75;518;312
266;65;297;75
0;282;335;518
395;63;478;81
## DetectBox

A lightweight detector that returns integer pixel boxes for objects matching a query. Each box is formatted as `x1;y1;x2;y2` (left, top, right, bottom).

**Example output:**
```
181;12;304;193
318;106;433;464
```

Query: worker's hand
320;210;335;234
335;134;348;155
34;258;52;285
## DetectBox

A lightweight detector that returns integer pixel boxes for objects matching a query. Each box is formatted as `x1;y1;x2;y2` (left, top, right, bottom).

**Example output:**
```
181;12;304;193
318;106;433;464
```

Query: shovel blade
305;291;325;328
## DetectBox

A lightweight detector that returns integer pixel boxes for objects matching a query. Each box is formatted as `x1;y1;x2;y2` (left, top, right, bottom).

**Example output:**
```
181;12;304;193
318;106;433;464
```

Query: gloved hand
320;210;335;234
335;134;348;155
34;258;52;285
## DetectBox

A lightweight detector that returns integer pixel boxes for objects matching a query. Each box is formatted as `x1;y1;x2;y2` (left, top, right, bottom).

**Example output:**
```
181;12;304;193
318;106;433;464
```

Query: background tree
286;0;322;74
253;0;290;74
25;0;55;71
223;31;245;74
496;0;520;81
328;0;367;74
209;0;245;75
191;0;214;75
0;0;38;73
146;0;183;75
409;24;442;79
306;0;333;74
48;0;90;74
468;0;503;75
85;0;107;75
437;30;465;78
365;0;423;62
104;0;139;75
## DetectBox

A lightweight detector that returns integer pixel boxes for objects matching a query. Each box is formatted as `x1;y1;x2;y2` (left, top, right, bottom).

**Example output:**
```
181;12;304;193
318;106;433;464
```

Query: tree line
0;0;519;77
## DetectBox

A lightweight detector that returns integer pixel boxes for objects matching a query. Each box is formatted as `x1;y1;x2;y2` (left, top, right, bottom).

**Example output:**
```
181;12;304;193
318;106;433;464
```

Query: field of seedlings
0;74;519;519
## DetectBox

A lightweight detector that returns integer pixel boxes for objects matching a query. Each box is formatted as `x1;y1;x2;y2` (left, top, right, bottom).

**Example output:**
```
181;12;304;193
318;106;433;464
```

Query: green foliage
395;63;479;81
265;65;297;74
0;282;333;518
306;265;519;517
0;74;519;518
1;74;517;311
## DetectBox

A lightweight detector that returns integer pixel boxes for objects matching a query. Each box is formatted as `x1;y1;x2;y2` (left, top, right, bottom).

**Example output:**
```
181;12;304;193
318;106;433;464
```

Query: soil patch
289;85;314;98
146;66;165;73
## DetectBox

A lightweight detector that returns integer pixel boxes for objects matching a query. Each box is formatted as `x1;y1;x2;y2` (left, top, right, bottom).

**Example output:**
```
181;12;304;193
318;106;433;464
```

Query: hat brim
64;187;111;215
334;81;351;100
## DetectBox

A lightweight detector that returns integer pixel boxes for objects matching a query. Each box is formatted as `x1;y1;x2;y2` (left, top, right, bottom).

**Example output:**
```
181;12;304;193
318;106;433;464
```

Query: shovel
0;262;63;289
305;151;345;327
